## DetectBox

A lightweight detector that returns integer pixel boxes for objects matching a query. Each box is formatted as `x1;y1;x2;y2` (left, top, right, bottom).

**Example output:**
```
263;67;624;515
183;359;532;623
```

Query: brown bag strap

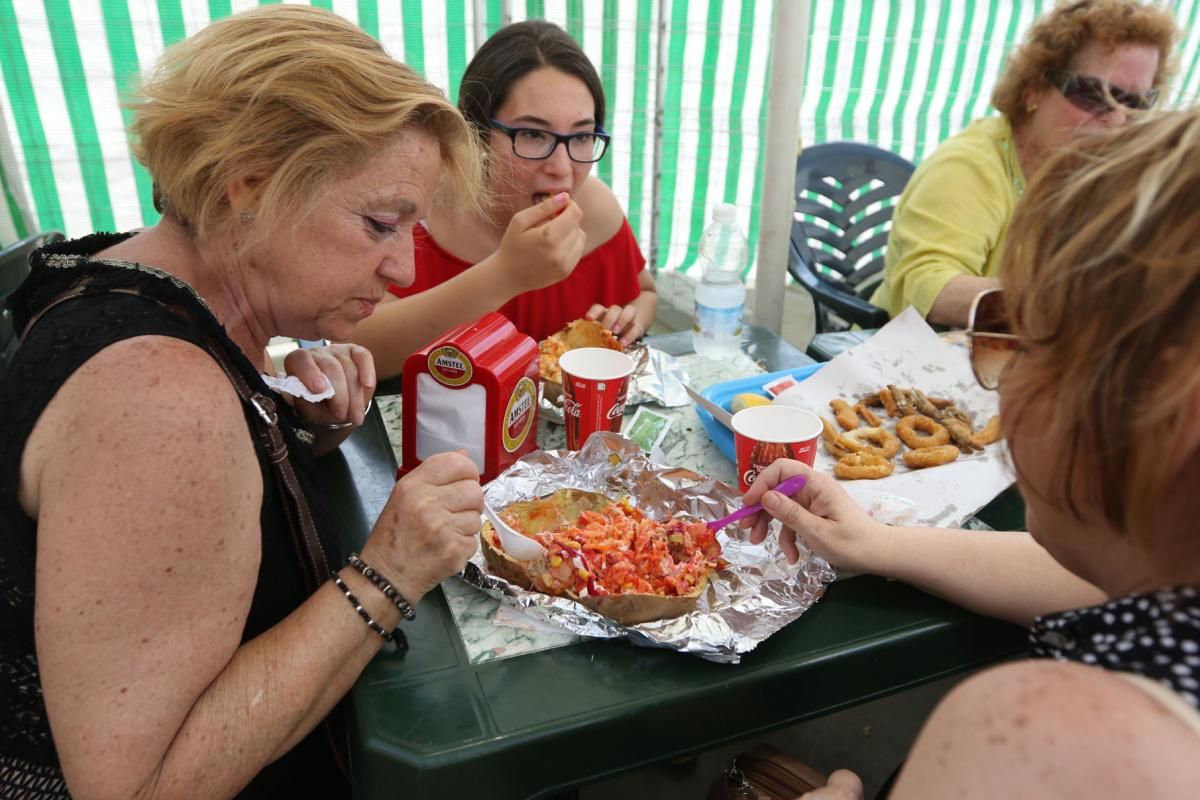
19;283;91;340
209;359;332;591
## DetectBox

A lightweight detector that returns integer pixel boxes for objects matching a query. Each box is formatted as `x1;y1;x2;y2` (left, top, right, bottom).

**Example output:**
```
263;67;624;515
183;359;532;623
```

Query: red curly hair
991;0;1178;129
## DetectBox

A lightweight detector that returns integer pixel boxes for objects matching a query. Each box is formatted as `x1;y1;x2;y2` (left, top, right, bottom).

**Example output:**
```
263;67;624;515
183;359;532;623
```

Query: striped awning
3;0;1199;277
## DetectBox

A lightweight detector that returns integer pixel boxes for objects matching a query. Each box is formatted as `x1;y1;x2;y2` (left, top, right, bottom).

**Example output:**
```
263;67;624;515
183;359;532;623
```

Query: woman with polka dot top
744;108;1200;798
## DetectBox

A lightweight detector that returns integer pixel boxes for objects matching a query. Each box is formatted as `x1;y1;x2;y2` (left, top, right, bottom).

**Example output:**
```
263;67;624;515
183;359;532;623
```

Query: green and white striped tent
3;0;1199;279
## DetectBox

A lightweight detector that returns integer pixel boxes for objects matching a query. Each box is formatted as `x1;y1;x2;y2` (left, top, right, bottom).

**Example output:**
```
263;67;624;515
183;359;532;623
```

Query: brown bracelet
331;573;395;642
347;553;416;621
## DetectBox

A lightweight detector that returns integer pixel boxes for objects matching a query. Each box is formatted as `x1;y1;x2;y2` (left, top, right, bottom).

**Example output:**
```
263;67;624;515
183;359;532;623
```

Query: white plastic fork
482;501;547;561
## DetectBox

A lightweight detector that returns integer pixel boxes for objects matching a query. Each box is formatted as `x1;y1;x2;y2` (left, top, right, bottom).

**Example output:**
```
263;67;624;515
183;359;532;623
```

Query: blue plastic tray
696;363;826;462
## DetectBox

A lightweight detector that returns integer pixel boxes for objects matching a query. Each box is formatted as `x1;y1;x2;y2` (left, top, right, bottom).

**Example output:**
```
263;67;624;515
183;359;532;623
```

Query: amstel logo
502;378;537;452
427;346;472;387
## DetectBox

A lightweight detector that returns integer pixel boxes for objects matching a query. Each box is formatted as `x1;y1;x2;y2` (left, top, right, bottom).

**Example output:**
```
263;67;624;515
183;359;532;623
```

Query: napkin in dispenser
400;312;539;483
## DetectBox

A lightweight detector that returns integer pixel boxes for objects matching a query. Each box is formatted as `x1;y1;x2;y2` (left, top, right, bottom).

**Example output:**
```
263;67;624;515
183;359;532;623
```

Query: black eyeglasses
1044;69;1158;115
966;288;1021;391
488;119;610;163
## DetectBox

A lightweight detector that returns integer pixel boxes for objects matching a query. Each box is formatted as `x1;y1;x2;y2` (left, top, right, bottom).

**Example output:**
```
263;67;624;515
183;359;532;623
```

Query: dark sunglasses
1044;69;1158;115
966;288;1020;391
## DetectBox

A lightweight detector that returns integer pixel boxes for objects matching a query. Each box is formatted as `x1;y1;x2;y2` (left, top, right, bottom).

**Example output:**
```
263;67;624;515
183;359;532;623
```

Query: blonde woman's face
487;67;597;225
250;129;443;342
1025;41;1160;153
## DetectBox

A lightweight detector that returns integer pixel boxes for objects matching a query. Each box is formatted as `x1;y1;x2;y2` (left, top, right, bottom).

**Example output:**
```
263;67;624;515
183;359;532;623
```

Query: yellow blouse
870;115;1025;318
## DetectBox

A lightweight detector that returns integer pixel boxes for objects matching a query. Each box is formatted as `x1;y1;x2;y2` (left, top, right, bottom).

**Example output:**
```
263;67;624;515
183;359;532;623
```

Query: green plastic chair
788;142;914;333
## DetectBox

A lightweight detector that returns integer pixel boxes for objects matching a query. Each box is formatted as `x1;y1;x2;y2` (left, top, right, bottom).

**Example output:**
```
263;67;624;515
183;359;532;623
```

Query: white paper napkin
774;307;1017;528
262;373;336;403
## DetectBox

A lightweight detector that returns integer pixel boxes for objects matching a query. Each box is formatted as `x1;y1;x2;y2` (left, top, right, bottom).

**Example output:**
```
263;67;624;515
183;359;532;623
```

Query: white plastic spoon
482;501;547;561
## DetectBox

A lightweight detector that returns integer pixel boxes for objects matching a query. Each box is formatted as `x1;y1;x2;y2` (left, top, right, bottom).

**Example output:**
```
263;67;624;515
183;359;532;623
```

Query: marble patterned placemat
374;350;764;663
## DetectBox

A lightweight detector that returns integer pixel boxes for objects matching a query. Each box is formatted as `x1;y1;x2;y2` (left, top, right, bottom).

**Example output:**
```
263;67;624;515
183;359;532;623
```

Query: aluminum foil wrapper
460;432;836;663
539;344;690;424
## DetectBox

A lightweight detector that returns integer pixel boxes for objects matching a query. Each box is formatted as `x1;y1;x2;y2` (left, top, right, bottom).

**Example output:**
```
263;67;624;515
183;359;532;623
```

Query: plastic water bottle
692;203;749;357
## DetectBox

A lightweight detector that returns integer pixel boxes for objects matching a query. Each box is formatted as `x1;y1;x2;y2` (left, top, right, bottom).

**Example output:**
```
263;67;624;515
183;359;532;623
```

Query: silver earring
240;209;255;224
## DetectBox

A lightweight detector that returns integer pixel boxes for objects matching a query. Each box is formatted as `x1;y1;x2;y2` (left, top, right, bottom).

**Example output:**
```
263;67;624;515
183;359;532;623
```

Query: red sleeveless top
388;219;645;342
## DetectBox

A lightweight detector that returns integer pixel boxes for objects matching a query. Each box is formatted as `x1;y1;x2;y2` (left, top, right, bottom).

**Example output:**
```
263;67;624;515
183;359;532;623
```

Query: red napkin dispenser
400;312;539;483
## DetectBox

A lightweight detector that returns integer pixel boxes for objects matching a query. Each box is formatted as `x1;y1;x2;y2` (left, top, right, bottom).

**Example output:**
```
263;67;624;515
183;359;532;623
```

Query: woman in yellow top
871;0;1177;328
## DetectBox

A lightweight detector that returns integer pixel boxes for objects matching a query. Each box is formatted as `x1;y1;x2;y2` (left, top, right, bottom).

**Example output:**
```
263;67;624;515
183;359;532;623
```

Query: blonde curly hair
130;5;481;242
992;0;1179;130
1000;108;1200;541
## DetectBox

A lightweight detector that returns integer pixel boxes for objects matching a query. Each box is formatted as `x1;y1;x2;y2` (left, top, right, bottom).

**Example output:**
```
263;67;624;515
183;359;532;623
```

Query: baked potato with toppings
480;488;725;625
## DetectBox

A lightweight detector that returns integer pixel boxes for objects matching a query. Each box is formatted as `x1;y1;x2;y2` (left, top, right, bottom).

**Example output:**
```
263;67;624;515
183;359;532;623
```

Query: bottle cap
713;203;737;225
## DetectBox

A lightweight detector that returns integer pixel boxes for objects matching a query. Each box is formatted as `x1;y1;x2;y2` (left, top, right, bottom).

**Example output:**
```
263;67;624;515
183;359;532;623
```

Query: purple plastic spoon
706;473;808;530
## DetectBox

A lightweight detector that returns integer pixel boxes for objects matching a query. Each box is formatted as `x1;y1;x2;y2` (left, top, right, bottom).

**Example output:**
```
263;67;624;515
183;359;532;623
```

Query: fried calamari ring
829;399;860;431
895;414;950;449
836;426;901;459
830;399;882;430
970;415;1002;448
902;444;960;469
821;417;852;458
834;452;895;480
854;403;882;427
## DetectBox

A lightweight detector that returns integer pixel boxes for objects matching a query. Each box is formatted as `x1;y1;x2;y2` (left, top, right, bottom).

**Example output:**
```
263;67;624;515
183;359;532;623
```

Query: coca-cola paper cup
559;348;635;450
731;405;823;491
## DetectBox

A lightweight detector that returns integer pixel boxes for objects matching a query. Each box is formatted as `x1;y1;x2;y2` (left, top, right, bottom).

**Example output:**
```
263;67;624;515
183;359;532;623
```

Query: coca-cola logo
502;378;536;453
742;467;759;487
427;346;473;387
563;397;582;418
606;401;626;419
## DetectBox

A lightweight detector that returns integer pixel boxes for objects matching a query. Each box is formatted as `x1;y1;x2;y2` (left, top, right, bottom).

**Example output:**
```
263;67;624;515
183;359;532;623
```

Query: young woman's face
1024;40;1160;153
487;67;599;224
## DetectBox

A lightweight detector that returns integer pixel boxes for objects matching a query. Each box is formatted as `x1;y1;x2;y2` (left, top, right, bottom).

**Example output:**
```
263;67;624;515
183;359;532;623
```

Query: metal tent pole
752;0;810;334
472;0;488;48
649;0;668;272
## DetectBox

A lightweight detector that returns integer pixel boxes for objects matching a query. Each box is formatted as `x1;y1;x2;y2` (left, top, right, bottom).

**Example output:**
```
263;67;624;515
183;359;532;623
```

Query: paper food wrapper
461;433;834;663
774;307;1016;527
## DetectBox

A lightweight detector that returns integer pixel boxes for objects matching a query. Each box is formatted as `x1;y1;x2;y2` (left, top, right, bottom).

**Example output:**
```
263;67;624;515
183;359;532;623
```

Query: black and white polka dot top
1030;585;1200;709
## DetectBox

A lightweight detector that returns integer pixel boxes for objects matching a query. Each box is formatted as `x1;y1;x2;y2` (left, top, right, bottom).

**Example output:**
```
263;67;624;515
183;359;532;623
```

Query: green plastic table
318;327;1027;799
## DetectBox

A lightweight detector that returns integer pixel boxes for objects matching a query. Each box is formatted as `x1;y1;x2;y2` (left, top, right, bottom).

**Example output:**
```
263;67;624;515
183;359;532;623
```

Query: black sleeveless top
0;233;350;798
1031;584;1200;708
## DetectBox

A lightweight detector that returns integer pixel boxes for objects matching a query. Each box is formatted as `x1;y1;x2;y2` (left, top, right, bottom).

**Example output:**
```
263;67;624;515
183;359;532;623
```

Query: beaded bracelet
347;553;416;621
331;573;395;643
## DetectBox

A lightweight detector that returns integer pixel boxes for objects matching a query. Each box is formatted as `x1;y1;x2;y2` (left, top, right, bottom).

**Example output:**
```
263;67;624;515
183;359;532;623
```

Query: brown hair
129;5;481;242
991;0;1178;129
458;19;606;135
1000;108;1200;542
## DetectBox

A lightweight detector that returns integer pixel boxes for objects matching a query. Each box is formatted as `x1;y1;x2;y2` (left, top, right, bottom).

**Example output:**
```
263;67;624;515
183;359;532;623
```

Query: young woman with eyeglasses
870;0;1178;329
743;109;1200;798
355;21;656;377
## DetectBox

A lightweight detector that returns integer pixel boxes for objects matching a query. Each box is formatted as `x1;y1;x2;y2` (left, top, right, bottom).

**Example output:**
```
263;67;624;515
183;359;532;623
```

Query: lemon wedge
731;393;772;414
